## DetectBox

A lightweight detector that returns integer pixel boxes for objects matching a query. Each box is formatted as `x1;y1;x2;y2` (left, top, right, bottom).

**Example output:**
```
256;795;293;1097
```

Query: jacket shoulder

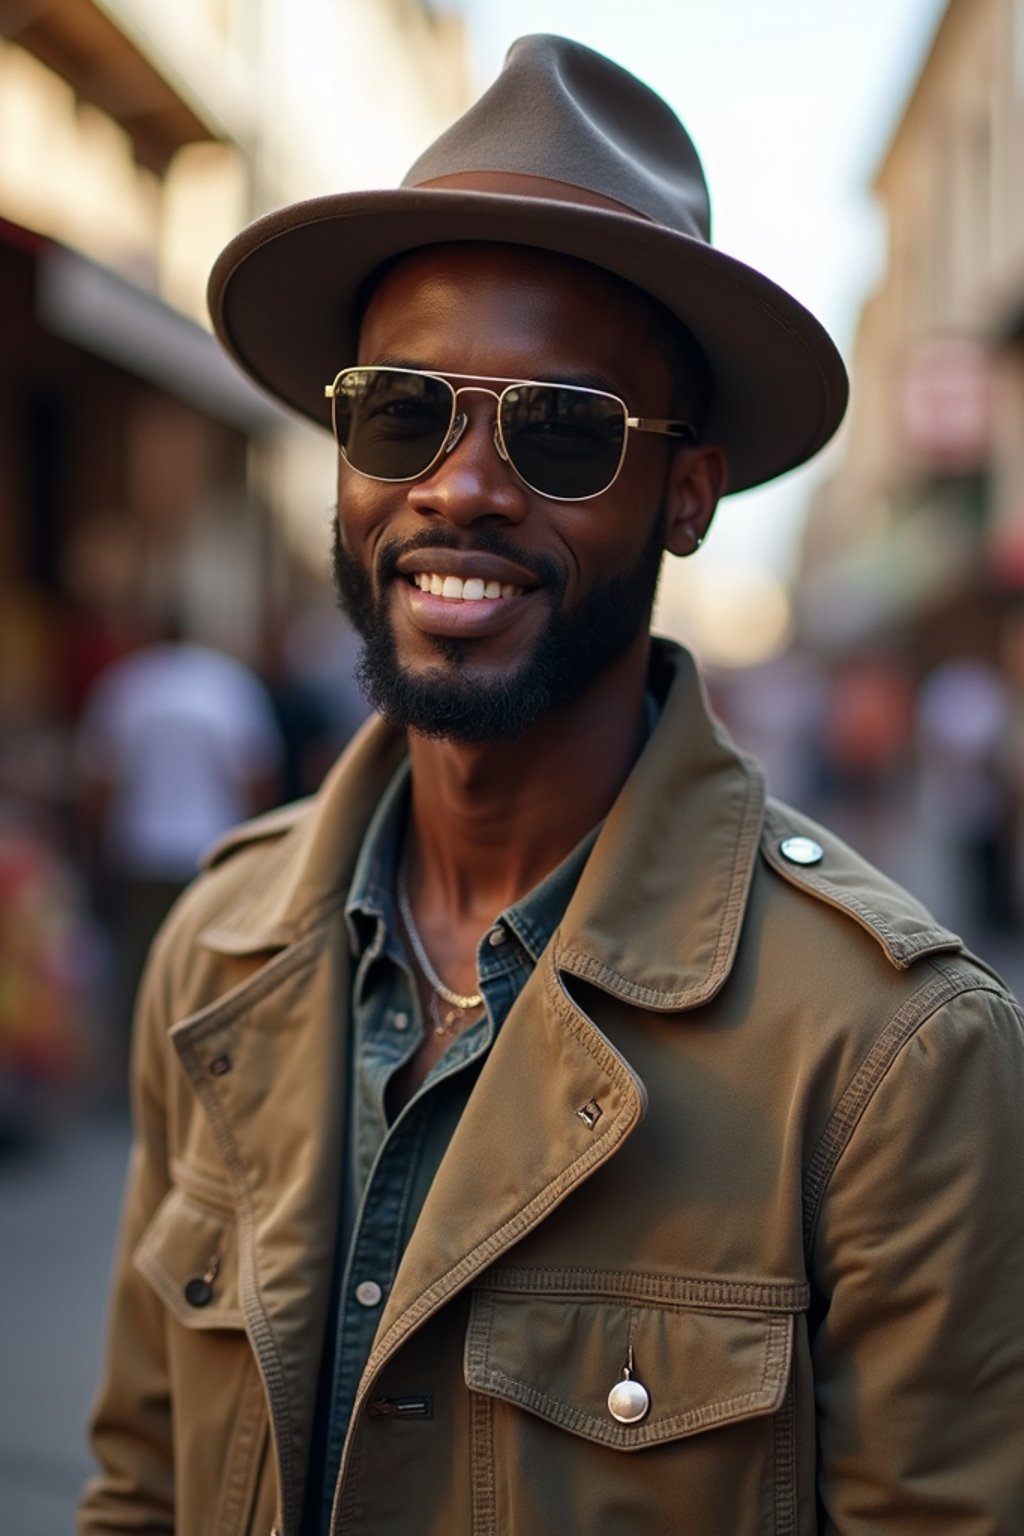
759;799;962;971
200;798;314;870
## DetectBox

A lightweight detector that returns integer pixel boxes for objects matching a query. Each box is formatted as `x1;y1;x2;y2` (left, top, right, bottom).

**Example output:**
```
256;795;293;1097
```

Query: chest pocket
466;1278;804;1449
464;1275;809;1536
134;1178;244;1329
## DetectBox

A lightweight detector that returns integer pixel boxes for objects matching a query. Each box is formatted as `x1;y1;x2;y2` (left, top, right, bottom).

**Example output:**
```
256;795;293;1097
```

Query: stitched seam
802;969;1002;1248
213;1357;266;1534
181;1063;298;1536
336;1416;368;1535
479;1367;778;1444
761;807;957;962
468;1292;497;1536
772;1378;797;1536
479;1267;808;1311
557;763;765;1009
470;1392;496;1536
174;926;326;1041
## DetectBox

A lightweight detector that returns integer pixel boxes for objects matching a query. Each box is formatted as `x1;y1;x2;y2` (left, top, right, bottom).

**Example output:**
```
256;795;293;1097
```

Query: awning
0;0;238;171
36;240;288;436
798;505;983;651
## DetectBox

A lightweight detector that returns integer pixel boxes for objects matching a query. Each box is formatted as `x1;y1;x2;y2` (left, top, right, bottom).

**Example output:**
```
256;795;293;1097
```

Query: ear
662;444;728;556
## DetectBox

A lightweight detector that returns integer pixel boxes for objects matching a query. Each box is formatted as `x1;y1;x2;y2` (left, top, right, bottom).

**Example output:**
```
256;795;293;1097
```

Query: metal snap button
608;1345;650;1424
184;1277;213;1307
355;1279;383;1308
487;926;508;948
608;1376;650;1424
779;835;823;866
184;1254;219;1308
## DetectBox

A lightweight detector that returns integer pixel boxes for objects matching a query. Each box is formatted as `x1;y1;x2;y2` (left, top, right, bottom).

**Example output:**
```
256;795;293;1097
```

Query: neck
404;636;651;923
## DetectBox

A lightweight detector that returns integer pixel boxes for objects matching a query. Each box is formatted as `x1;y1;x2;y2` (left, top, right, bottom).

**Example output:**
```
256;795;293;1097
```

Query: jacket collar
198;640;765;1010
555;641;765;1010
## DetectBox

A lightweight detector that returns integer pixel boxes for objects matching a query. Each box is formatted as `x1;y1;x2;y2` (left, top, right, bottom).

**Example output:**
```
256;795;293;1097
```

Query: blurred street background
2;0;1024;1529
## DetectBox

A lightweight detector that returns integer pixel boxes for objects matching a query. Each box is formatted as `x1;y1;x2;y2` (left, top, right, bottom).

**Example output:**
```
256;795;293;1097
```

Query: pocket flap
465;1278;803;1451
134;1182;244;1330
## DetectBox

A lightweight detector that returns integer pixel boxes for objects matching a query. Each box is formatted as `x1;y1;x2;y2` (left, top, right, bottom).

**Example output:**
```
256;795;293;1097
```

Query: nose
406;391;528;527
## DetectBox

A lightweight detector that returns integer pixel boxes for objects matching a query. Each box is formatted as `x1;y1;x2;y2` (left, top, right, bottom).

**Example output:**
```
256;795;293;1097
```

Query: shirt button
391;1010;409;1032
355;1280;384;1307
487;926;508;948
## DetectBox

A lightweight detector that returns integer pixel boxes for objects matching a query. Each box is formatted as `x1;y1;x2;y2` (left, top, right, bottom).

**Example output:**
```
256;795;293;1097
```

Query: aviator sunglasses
324;366;697;503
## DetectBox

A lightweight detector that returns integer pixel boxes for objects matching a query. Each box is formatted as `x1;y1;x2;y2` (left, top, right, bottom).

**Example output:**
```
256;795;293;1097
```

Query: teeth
411;573;523;601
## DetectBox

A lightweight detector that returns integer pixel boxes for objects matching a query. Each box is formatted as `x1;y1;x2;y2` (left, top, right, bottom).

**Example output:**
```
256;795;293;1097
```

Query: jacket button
355;1279;383;1307
608;1376;650;1424
184;1277;214;1307
780;835;823;866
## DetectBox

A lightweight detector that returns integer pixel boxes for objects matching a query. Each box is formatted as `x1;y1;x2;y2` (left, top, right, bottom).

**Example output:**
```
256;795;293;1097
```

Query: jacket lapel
556;641;765;1010
364;948;647;1379
359;643;766;1393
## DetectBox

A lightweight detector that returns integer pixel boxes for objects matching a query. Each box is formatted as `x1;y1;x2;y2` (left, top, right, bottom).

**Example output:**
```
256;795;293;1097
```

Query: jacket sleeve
811;980;1024;1531
77;933;177;1533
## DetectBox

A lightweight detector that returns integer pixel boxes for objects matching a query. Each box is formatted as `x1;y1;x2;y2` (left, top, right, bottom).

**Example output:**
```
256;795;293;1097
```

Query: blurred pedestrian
76;624;282;1067
915;657;1011;935
80;35;1024;1536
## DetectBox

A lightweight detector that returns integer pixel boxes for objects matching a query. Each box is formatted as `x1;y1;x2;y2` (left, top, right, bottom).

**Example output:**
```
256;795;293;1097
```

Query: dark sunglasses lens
500;386;626;499
332;369;453;480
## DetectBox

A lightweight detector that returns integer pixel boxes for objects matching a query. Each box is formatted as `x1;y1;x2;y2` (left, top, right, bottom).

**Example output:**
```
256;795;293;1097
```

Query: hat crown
403;34;712;243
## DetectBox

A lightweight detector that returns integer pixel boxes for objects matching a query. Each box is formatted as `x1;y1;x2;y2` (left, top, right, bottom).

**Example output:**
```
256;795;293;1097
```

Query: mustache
375;525;564;593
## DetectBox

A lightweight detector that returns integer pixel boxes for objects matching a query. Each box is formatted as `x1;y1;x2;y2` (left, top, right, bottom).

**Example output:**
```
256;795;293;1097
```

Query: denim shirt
303;760;600;1535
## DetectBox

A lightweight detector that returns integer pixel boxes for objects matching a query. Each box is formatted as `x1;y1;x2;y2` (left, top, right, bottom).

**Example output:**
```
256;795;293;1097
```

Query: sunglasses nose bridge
441;382;506;465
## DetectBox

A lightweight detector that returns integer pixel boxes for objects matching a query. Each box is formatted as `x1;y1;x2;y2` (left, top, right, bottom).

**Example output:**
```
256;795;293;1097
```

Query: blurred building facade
793;0;1024;945
0;0;469;681
0;0;469;1122
798;0;1024;666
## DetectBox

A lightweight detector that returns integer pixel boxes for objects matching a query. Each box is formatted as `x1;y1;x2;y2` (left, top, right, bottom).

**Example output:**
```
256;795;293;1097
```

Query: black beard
331;514;665;745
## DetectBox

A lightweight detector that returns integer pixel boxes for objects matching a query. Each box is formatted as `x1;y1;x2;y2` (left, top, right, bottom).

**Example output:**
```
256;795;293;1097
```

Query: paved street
0;1111;131;1534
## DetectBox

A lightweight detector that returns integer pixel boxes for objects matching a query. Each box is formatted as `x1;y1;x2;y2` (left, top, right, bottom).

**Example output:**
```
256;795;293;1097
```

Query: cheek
552;491;662;588
337;473;398;561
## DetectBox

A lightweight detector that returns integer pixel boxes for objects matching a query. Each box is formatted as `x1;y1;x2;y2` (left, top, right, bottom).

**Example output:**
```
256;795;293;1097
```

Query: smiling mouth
409;572;524;601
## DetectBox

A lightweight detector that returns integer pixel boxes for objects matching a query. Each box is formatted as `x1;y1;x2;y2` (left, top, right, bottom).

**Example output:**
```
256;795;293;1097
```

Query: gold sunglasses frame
324;366;696;503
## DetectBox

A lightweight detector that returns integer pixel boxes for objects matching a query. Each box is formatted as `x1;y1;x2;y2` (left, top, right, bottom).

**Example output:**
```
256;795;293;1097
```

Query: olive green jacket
79;641;1024;1535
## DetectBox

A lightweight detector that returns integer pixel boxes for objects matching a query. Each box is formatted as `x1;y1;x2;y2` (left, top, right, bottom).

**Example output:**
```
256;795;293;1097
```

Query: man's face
332;244;682;743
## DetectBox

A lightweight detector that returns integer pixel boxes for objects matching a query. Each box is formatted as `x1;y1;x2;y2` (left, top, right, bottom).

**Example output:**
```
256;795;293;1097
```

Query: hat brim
208;188;847;494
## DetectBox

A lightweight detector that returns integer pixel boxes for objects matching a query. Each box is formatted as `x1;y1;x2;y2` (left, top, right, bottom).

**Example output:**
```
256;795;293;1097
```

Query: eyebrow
368;355;622;396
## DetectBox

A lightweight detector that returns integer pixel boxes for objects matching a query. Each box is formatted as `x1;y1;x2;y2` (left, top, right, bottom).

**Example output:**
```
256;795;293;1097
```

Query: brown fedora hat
208;33;847;493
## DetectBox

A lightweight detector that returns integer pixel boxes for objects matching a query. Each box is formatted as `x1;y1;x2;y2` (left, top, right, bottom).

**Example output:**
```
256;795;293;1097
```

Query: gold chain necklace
397;864;484;1036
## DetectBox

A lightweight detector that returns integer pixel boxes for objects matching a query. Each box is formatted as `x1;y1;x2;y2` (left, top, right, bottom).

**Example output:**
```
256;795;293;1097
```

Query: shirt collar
344;759;410;958
343;760;602;971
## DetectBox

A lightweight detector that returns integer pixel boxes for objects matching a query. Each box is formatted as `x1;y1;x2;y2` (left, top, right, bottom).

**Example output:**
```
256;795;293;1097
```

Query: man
80;35;1023;1536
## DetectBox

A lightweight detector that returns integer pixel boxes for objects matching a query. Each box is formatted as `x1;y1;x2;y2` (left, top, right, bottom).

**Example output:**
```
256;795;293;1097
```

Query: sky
463;0;949;583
